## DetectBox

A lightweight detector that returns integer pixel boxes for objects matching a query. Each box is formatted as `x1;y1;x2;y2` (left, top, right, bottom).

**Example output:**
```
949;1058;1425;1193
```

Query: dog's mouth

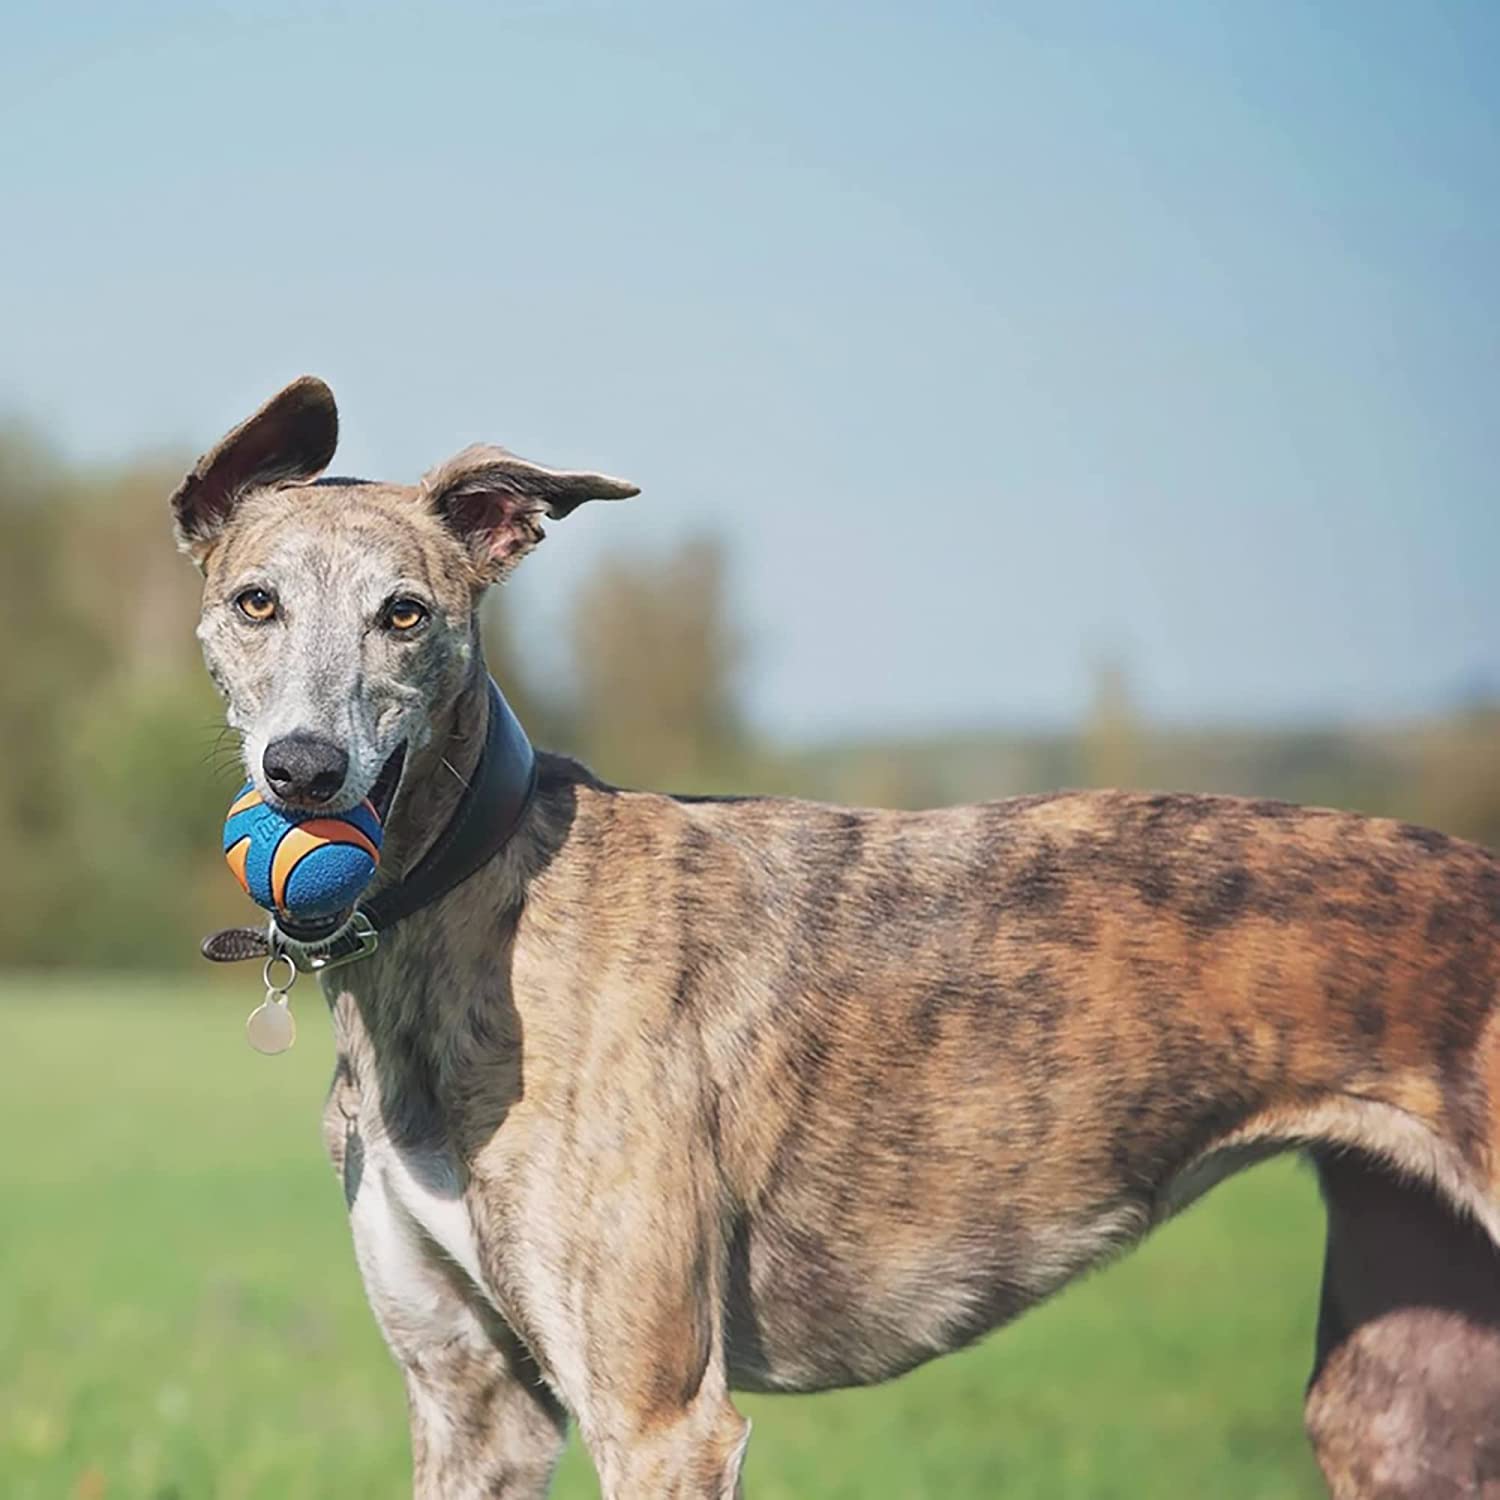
366;742;407;823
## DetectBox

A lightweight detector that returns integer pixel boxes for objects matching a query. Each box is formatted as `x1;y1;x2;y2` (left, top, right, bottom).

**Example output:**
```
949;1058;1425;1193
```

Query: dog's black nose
263;734;349;805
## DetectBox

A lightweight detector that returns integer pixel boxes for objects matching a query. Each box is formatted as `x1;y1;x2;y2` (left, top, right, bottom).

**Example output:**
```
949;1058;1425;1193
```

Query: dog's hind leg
1305;1152;1500;1499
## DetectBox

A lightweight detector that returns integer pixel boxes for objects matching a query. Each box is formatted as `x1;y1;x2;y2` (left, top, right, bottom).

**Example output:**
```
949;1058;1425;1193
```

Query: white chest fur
348;1127;496;1336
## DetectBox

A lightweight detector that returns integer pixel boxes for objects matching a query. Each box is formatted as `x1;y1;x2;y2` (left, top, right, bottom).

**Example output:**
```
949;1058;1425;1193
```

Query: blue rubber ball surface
222;783;383;919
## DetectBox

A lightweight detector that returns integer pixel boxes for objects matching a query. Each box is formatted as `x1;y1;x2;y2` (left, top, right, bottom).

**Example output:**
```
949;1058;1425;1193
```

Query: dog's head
171;376;637;818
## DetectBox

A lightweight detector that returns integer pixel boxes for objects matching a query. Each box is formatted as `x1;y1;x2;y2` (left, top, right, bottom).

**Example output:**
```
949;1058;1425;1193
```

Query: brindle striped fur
176;379;1500;1498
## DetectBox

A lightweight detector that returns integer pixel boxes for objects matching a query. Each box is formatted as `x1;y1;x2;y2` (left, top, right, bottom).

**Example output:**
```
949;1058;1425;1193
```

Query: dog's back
504;770;1500;1395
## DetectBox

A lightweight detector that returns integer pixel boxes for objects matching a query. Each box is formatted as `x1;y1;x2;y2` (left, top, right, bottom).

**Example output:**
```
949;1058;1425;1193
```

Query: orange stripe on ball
269;821;381;910
228;788;263;817
295;819;381;864
225;835;252;894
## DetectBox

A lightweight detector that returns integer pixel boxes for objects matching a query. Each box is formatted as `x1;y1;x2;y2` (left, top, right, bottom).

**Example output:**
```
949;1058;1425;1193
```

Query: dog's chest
327;983;501;1307
357;1126;489;1291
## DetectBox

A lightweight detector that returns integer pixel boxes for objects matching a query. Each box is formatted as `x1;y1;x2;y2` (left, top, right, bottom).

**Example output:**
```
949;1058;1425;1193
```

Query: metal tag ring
262;952;297;995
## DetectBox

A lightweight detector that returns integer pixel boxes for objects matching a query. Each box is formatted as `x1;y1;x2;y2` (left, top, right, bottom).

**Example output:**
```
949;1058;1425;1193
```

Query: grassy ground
2;974;1327;1499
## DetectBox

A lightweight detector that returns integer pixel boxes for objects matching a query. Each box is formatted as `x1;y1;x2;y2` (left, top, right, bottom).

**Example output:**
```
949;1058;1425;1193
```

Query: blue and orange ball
222;783;382;920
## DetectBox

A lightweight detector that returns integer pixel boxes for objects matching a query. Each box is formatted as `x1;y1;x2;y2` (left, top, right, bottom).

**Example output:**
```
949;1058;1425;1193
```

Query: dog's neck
377;662;493;887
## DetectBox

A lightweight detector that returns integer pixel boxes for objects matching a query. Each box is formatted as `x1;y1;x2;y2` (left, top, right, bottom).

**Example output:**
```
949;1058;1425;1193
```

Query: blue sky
3;1;1496;737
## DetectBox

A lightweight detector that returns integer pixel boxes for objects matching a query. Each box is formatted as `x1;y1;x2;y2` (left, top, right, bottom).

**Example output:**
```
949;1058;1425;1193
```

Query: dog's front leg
358;1176;567;1498
589;1389;751;1500
401;1309;569;1500
326;1103;566;1497
545;1149;750;1497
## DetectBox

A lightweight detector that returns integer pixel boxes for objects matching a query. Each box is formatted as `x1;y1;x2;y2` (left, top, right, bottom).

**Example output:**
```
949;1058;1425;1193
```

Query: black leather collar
202;678;536;971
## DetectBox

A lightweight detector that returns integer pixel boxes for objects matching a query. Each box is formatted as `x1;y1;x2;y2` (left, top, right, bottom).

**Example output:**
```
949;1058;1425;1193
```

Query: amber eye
235;587;277;622
384;598;429;632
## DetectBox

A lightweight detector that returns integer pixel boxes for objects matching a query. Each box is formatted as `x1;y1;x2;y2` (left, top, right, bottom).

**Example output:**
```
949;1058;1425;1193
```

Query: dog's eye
384;598;429;633
235;588;277;623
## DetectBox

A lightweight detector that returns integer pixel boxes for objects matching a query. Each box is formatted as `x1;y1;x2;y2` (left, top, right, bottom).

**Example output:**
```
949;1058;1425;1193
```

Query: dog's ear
170;377;339;565
420;443;639;584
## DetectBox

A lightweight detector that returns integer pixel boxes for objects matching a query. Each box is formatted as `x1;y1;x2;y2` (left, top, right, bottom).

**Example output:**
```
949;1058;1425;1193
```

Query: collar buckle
278;909;379;974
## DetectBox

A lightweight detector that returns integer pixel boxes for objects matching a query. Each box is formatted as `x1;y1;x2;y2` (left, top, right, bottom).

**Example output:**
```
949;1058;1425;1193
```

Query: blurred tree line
0;424;1495;971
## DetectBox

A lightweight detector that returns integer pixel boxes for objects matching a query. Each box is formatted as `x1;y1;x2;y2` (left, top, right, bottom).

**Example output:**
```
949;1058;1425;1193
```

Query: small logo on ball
222;784;382;919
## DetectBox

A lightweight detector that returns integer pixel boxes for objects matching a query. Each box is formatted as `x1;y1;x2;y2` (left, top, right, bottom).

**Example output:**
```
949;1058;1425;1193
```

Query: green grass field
2;975;1328;1499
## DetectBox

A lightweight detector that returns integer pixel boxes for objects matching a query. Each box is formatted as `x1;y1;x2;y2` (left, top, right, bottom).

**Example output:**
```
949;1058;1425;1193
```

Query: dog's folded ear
420;443;639;584
170;377;339;564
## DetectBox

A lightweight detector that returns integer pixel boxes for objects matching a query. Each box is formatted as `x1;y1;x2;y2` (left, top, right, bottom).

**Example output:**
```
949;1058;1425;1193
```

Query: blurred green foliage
0;424;1495;972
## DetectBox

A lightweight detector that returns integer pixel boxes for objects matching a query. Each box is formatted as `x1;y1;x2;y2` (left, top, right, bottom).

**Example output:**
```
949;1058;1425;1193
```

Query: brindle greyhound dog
172;377;1500;1499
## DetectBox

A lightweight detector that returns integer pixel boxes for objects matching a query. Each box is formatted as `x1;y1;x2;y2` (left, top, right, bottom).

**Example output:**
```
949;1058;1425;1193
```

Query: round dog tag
247;997;296;1054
